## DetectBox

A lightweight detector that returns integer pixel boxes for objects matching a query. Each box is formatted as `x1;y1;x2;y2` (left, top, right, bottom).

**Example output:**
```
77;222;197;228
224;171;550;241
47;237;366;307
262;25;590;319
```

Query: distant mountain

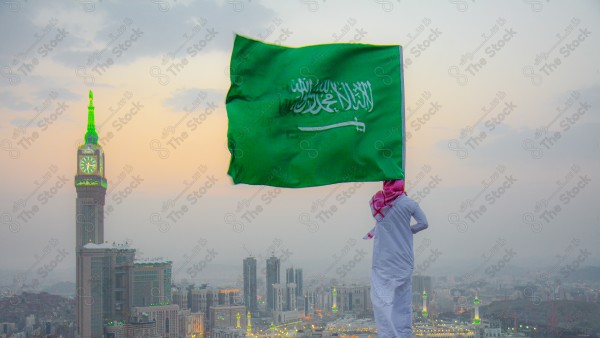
565;266;600;282
42;281;75;297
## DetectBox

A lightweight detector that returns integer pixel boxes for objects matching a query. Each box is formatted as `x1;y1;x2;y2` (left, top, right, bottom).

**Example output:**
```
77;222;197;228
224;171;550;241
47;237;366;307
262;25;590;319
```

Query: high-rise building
285;267;295;311
189;286;218;323
294;269;303;297
75;91;110;338
243;256;257;313
78;241;136;336
285;267;294;284
285;283;297;311
132;258;173;307
272;284;285;312
75;90;107;249
265;255;280;312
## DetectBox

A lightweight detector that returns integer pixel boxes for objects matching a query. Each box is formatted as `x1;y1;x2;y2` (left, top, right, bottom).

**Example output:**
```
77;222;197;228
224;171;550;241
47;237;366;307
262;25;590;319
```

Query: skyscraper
75;90;107;248
283;267;294;311
266;255;280;312
75;91;110;338
285;267;294;284
243;256;257;313
294;269;303;298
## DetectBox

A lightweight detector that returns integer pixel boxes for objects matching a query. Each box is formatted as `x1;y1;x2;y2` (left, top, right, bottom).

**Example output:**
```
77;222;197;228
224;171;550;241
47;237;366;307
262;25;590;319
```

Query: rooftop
82;242;134;250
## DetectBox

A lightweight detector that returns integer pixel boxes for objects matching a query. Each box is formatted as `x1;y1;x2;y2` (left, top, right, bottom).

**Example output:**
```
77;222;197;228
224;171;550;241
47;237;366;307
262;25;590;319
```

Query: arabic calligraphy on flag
226;34;405;188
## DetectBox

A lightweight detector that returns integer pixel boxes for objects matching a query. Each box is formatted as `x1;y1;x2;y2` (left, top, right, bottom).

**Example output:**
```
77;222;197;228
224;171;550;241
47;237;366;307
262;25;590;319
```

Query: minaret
332;287;338;314
246;311;252;333
422;290;428;318
236;312;241;329
473;293;481;325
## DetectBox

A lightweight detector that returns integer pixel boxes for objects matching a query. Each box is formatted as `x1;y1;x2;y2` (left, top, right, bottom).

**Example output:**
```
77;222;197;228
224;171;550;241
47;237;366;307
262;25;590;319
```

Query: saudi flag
226;35;405;188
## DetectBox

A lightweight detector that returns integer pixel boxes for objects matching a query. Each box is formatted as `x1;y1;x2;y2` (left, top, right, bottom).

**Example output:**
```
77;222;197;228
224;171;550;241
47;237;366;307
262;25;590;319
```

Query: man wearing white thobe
370;194;428;338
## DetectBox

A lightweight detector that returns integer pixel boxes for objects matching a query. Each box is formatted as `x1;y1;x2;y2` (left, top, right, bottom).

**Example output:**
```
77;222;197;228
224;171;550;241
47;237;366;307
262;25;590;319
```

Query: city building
126;314;161;338
178;309;205;338
243;256;257;313
285;267;294;284
332;285;372;317
294;269;303;298
131;304;180;338
189;287;218;326
272;284;285;312
73;91;177;337
78;242;135;336
75;90;109;338
265;255;280;312
172;287;189;310
132;258;173;307
209;305;246;335
218;288;240;306
285;283;297;311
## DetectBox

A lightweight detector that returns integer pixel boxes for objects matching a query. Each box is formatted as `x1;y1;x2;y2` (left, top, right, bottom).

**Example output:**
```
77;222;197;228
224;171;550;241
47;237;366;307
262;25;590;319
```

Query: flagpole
399;45;406;179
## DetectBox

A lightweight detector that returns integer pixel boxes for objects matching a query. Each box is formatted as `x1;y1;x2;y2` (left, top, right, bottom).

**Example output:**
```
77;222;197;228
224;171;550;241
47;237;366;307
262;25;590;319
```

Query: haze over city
1;0;599;292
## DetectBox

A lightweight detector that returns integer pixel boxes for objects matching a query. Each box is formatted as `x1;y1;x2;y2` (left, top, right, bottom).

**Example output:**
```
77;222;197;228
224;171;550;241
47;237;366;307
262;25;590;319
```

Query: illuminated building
209;305;246;334
75;90;109;338
218;288;241;306
179;309;205;338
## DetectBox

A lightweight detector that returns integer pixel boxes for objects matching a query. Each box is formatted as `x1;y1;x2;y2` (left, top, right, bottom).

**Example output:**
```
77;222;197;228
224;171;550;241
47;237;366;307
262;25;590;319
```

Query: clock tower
75;90;107;248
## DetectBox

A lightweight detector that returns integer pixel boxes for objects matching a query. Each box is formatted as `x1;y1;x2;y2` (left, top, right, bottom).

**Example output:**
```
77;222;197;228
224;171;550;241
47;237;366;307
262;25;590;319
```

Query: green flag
226;35;405;188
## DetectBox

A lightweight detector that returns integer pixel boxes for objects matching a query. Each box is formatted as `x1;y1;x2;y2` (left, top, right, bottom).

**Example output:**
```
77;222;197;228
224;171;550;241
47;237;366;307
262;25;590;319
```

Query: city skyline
1;0;599;304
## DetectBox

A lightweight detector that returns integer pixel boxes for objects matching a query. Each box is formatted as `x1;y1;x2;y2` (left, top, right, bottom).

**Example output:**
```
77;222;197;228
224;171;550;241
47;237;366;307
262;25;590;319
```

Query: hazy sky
1;0;599;291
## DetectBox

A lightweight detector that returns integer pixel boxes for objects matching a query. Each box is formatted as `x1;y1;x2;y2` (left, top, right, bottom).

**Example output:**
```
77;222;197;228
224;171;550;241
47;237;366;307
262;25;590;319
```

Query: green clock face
80;156;97;174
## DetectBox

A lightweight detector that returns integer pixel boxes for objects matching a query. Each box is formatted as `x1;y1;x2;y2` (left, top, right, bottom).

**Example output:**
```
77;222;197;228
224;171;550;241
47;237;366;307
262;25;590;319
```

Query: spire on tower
85;89;99;144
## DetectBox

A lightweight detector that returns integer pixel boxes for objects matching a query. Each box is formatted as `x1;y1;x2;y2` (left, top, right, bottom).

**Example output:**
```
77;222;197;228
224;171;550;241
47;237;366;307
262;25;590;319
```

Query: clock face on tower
79;155;97;174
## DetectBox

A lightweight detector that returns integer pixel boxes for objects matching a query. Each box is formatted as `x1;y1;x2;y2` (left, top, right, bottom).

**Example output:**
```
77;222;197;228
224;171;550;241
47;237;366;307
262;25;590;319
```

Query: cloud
48;1;275;67
163;87;226;112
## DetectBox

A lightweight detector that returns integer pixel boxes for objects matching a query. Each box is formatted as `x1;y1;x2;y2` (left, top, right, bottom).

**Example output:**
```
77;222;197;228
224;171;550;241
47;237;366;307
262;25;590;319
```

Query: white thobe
370;195;428;338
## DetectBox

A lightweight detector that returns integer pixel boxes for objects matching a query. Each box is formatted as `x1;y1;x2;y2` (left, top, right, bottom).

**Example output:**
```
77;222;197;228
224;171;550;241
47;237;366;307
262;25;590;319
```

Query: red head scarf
369;179;406;221
365;180;406;239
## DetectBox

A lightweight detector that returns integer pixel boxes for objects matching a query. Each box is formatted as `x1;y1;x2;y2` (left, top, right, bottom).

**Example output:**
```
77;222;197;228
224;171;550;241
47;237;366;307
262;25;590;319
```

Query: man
364;180;428;338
